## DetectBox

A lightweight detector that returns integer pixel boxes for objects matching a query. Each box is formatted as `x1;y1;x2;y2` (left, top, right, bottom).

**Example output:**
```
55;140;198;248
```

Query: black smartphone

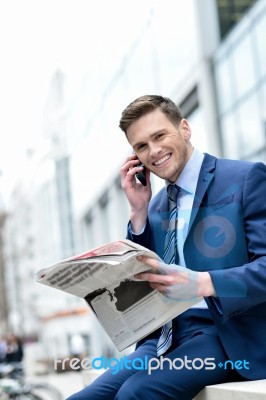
136;162;147;186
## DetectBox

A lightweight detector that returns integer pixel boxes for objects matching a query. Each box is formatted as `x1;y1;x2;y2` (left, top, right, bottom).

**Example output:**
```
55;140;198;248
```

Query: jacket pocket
205;194;234;215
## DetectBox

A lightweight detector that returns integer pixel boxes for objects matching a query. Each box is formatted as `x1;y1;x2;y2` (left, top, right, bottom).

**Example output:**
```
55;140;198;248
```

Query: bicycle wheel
0;389;43;400
14;393;43;400
25;383;63;400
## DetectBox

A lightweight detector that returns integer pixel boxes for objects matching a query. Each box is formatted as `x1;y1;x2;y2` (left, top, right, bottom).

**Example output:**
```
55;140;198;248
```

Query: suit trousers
66;309;244;400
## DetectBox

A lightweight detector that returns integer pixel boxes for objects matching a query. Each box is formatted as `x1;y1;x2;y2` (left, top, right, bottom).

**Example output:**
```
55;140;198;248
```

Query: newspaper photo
36;239;201;351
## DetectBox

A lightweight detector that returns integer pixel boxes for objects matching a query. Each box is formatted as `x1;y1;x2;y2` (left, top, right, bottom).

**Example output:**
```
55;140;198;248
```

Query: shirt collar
165;148;204;195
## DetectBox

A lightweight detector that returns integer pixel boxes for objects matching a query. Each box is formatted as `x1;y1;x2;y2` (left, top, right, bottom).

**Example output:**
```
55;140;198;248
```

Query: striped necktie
157;184;180;356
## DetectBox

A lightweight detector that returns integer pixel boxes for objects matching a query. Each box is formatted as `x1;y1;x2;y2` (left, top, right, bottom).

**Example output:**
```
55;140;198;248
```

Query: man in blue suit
67;95;266;399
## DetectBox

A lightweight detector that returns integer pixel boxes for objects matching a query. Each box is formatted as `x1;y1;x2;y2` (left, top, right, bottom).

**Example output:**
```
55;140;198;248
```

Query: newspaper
36;239;201;352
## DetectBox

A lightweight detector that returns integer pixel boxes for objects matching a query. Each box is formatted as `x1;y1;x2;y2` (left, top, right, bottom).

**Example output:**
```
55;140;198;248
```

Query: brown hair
119;95;183;134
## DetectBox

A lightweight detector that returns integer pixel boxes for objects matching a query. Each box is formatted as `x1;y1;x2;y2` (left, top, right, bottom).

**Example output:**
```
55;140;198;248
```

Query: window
237;94;265;158
217;0;257;38
214;56;236;113
232;34;256;98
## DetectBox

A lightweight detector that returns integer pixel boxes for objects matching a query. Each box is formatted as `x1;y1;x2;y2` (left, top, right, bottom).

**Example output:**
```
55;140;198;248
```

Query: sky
0;0;154;204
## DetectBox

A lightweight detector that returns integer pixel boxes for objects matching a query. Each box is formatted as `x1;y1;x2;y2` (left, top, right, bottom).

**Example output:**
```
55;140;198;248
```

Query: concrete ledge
194;379;266;400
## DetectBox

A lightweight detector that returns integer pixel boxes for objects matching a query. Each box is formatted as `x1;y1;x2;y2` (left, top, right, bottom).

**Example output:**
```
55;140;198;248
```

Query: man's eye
137;144;146;150
155;134;163;140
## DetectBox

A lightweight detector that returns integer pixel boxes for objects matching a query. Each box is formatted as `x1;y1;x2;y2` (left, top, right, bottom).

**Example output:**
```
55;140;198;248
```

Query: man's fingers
134;272;159;281
134;272;177;285
150;283;167;292
137;255;160;270
121;157;141;173
121;160;145;188
137;255;178;275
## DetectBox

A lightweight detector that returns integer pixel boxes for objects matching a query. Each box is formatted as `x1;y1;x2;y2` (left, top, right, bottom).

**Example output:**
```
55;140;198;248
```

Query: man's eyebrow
133;129;166;148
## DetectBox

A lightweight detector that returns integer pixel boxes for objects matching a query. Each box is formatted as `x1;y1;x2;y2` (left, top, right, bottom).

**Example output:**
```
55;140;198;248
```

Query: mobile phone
136;162;147;186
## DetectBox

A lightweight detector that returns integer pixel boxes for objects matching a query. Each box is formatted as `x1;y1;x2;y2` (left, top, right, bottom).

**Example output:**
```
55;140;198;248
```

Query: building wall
4;175;40;336
213;0;266;162
0;209;8;334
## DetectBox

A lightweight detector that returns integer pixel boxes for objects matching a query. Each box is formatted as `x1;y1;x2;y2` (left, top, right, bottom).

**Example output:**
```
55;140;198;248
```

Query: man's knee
114;370;205;400
115;380;142;400
114;375;164;400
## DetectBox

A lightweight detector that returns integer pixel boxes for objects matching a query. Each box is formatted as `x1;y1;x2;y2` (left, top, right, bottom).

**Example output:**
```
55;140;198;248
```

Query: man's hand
120;154;152;233
136;255;215;300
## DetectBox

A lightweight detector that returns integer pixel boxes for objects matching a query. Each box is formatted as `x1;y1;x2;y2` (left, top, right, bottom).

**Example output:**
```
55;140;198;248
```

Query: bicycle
0;363;63;400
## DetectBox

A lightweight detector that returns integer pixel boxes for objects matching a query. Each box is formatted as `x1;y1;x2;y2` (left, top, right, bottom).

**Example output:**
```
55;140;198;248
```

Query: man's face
126;108;193;183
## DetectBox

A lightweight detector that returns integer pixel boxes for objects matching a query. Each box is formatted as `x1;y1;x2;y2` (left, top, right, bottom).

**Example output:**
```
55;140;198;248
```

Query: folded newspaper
36;239;200;352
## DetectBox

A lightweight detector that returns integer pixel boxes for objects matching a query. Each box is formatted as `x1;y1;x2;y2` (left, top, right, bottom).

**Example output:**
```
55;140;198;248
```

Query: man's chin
153;172;170;181
151;166;178;182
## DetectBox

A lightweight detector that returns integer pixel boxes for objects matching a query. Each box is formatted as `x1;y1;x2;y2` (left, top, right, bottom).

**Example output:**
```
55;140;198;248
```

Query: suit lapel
187;153;216;236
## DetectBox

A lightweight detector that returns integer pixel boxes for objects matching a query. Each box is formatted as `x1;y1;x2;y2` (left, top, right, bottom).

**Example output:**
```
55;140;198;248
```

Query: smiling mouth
153;153;171;166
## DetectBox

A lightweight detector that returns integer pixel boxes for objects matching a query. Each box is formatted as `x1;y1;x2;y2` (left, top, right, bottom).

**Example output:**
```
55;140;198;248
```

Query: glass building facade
214;0;266;162
217;0;258;38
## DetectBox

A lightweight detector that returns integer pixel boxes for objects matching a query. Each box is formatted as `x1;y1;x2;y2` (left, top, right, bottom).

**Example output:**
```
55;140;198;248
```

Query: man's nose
149;143;162;158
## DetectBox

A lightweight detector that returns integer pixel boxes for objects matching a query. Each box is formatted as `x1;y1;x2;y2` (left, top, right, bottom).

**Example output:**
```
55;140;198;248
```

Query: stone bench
194;379;266;400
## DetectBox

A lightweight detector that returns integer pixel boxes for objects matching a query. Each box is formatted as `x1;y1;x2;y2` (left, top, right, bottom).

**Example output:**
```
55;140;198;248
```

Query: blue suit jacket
128;153;266;379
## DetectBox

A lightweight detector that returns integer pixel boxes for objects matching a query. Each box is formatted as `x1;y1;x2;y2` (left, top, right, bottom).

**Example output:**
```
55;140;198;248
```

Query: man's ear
180;119;192;141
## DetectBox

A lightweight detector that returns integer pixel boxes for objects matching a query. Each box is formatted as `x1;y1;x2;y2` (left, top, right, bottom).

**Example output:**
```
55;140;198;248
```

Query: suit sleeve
127;218;153;249
208;162;266;321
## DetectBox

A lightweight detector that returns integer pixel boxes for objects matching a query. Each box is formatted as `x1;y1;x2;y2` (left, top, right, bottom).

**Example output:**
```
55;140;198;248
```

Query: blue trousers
67;309;244;400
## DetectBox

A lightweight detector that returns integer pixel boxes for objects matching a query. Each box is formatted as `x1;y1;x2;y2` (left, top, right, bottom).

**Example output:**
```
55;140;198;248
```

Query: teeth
154;154;170;166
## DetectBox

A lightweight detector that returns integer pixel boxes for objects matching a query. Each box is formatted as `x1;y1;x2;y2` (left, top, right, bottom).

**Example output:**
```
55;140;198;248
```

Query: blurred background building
0;193;8;334
1;0;265;369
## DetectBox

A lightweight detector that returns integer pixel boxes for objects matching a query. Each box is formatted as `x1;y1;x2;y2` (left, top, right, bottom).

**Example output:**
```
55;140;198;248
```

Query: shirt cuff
128;222;146;235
